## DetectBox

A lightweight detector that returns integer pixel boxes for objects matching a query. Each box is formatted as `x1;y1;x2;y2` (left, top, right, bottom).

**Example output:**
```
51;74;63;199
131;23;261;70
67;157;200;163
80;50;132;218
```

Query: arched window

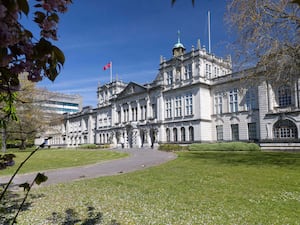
173;128;178;142
273;119;297;139
189;126;194;141
278;85;292;107
181;127;186;142
166;128;170;142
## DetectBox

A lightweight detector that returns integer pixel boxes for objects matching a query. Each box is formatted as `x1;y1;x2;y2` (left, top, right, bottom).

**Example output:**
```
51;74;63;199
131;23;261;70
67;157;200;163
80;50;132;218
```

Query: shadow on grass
1;186;120;225
183;151;300;167
47;206;121;225
0;191;36;225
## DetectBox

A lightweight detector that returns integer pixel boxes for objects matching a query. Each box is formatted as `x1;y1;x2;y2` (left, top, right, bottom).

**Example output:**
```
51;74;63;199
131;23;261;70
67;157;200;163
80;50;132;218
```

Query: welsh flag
103;62;111;70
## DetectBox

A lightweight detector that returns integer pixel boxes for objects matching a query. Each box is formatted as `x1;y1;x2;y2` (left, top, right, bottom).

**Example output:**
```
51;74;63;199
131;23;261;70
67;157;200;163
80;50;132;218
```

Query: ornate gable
117;82;147;99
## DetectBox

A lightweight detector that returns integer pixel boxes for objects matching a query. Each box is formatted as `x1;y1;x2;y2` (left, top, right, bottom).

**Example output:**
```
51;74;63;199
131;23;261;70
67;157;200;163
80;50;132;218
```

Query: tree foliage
0;0;72;126
0;1;71;222
226;0;300;82
5;78;49;150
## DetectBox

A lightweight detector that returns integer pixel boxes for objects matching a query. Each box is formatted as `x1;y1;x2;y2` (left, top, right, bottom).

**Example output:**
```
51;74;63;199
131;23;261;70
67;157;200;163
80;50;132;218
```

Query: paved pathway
0;148;176;189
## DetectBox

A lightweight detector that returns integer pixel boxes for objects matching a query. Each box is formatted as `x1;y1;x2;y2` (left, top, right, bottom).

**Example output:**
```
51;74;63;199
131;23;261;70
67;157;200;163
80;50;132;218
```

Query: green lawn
0;149;128;176
14;151;300;225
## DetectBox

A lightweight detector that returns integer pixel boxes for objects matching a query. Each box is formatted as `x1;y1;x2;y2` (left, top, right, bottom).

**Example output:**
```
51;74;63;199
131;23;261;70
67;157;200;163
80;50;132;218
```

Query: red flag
103;62;111;70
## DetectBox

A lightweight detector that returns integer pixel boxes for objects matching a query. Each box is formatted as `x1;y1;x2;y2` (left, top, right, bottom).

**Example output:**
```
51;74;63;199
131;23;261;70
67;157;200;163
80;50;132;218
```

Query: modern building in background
45;36;300;150
33;88;82;146
36;89;82;114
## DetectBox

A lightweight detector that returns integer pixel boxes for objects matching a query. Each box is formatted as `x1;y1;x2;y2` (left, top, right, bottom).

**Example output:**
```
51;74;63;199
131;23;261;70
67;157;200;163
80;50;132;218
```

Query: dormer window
184;63;192;80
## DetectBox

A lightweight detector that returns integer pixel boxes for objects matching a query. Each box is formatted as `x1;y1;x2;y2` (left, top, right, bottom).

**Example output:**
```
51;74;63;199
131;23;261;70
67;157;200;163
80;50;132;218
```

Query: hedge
158;144;189;152
78;144;110;149
188;142;261;152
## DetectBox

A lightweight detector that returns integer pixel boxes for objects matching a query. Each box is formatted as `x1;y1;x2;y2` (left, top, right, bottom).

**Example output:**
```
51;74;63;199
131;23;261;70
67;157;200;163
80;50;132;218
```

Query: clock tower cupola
172;30;186;57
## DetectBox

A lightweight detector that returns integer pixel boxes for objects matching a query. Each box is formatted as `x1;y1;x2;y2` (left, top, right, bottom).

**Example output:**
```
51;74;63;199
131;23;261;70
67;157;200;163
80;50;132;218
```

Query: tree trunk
20;139;26;150
1;127;7;152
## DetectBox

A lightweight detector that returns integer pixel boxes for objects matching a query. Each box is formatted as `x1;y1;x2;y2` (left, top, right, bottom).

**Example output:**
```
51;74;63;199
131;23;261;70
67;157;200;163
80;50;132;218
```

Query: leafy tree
0;1;71;223
0;0;72;126
225;0;299;82
5;77;51;150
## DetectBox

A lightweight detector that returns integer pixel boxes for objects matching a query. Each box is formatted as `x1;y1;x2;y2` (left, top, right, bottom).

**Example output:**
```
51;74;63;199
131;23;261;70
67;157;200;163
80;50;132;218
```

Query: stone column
127;102;132;122
146;129;151;147
87;115;93;144
112;131;117;147
157;94;163;121
146;97;150;120
136;100;140;121
111;104;116;125
65;120;70;147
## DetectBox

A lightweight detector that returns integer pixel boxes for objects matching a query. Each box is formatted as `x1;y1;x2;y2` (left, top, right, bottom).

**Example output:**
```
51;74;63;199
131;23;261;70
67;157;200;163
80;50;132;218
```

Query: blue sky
33;0;232;107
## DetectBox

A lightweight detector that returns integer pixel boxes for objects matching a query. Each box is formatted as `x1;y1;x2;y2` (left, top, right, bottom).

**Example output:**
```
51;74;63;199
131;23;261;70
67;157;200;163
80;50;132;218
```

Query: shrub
99;144;110;149
188;142;261;152
159;144;188;152
79;144;98;149
79;144;111;149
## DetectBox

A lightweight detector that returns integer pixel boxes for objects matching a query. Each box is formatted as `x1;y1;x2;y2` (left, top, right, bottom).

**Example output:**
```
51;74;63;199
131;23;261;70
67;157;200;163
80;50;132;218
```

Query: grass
0;149;128;176
12;151;300;225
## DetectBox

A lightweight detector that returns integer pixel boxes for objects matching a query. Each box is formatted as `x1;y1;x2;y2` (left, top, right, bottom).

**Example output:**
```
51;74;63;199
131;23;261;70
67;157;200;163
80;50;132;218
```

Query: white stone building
46;37;300;150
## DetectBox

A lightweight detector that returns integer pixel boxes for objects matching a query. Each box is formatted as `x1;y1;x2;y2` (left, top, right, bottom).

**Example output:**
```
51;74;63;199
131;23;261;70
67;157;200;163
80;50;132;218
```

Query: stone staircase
260;142;300;152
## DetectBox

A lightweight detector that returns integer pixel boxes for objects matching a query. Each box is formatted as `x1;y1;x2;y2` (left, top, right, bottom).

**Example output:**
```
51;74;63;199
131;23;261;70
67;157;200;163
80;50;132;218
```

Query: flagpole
208;10;211;53
110;61;113;83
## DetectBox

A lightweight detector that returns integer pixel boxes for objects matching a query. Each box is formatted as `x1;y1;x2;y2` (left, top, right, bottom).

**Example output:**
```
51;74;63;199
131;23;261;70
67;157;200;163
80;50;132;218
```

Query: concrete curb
0;148;177;190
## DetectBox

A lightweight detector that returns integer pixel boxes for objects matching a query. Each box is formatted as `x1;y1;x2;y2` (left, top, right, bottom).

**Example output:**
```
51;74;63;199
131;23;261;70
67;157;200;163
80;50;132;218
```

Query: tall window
245;88;257;110
189;126;194;141
205;64;212;79
184;63;192;80
173;128;178;142
248;123;257;140
167;71;173;85
216;125;223;141
229;88;238;112
185;93;193;116
278;85;292;107
214;93;223;114
175;96;182;117
231;124;239;141
181;127;186;142
166;128;170;142
166;99;172;118
274;119;297;139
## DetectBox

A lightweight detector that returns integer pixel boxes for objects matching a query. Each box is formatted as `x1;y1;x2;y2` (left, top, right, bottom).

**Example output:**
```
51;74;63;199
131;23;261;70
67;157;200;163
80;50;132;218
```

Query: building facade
36;89;82;114
46;38;300;149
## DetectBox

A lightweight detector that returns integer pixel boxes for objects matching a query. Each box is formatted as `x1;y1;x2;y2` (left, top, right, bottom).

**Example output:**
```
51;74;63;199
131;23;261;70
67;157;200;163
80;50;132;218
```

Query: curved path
1;148;177;189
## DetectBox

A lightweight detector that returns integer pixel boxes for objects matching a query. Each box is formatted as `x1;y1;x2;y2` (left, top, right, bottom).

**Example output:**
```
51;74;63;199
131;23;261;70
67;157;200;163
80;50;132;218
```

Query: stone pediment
117;82;147;99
